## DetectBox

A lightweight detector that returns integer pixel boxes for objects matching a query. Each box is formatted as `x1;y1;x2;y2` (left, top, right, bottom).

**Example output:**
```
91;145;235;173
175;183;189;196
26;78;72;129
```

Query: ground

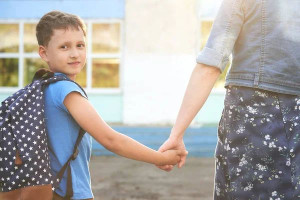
90;156;215;200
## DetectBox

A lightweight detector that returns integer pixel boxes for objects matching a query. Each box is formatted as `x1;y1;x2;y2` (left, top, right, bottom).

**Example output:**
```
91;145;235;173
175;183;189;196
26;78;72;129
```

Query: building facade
0;0;225;125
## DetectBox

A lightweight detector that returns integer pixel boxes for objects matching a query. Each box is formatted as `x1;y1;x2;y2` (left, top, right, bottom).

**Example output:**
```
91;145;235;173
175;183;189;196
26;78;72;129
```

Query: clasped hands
156;135;188;171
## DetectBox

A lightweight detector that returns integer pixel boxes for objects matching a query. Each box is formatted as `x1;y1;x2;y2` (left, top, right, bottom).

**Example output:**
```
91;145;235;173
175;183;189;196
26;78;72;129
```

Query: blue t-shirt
44;74;93;199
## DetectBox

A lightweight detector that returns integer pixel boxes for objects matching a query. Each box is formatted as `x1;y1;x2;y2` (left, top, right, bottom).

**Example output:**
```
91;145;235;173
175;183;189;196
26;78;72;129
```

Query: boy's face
39;27;86;80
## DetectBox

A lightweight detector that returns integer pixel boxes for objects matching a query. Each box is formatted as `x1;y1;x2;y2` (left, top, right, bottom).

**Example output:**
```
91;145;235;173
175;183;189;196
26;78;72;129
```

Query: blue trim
0;0;125;19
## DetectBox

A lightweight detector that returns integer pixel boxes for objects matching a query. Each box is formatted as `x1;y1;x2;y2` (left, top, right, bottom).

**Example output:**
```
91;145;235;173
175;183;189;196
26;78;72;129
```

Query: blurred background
0;0;227;199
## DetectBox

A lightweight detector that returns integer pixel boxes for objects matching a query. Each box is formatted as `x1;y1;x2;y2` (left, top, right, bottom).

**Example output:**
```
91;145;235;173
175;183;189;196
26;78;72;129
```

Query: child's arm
157;63;221;170
63;92;187;166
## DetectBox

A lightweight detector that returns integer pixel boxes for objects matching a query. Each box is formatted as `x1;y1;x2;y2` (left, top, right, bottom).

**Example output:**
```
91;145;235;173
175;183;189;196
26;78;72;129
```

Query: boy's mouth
68;61;81;66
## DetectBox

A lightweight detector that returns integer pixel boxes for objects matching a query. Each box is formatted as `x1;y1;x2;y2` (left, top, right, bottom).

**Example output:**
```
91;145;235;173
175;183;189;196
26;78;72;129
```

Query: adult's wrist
169;128;184;141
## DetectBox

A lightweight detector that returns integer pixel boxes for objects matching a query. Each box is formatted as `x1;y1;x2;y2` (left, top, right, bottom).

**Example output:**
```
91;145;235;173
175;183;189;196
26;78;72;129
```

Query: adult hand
156;136;187;172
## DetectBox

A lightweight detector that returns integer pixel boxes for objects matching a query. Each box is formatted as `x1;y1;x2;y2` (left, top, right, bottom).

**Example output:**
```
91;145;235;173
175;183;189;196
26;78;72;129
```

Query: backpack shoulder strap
54;128;85;198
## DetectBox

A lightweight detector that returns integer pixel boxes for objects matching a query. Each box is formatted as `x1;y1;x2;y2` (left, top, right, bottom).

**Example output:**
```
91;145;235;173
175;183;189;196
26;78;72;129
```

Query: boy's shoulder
47;78;87;100
49;79;78;89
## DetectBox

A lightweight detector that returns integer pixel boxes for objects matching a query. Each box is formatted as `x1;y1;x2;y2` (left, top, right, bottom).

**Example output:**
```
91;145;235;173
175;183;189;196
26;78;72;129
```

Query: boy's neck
53;72;76;81
67;75;76;81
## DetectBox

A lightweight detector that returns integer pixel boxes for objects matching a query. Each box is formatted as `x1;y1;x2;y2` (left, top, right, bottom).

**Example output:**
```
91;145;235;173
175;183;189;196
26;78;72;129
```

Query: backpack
0;69;86;199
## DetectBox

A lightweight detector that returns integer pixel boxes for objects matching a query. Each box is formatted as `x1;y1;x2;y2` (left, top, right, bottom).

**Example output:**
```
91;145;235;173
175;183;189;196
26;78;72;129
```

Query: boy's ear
39;45;49;62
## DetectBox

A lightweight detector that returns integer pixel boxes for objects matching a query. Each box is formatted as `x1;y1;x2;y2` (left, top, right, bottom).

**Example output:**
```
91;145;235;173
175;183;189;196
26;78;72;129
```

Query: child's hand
157;149;188;166
156;136;187;171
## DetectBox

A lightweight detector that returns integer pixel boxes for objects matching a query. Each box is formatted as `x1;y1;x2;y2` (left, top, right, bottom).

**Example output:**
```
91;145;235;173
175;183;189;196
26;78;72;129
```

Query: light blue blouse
197;0;300;95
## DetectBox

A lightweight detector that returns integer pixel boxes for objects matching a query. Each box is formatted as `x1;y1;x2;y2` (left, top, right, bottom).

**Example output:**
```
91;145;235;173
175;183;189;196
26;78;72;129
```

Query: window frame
0;19;124;94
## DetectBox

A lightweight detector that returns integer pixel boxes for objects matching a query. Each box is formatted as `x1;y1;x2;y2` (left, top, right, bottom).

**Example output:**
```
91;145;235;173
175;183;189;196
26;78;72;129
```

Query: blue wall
0;92;123;123
195;92;225;125
89;93;123;123
93;126;218;157
0;0;125;19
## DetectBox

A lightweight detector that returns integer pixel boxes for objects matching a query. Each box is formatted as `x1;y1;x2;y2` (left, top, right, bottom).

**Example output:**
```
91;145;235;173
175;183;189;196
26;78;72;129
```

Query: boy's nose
70;48;79;58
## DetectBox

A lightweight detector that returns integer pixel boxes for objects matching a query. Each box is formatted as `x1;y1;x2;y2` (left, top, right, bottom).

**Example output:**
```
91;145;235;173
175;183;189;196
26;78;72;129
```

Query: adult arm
158;0;246;171
157;63;221;171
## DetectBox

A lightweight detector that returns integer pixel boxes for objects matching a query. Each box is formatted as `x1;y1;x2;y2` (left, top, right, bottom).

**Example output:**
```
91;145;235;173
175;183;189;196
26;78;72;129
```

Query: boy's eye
77;44;85;48
60;45;68;49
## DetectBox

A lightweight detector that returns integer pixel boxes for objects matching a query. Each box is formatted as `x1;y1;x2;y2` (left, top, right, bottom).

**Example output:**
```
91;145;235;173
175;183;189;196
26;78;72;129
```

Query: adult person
158;0;300;199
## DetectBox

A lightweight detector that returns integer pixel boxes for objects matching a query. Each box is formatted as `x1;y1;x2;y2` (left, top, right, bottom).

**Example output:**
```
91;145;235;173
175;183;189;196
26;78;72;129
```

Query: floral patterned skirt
214;86;300;200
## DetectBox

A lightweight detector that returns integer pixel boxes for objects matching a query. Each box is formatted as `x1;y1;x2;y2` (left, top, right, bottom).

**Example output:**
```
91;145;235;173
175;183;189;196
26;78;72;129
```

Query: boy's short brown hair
36;11;86;46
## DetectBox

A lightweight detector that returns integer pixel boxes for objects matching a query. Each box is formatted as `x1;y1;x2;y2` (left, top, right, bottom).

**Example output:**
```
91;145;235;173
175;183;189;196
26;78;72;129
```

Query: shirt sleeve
196;0;245;72
52;80;87;113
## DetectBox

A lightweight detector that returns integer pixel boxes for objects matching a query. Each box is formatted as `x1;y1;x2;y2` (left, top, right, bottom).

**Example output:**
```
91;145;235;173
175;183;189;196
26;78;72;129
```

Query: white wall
123;0;198;125
123;54;195;125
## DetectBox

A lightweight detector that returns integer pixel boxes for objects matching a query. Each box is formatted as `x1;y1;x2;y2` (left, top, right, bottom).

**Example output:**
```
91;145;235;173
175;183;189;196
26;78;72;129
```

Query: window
0;58;18;87
0;24;19;53
0;20;122;91
24;23;38;53
0;24;19;87
92;58;119;88
200;20;230;89
90;23;121;88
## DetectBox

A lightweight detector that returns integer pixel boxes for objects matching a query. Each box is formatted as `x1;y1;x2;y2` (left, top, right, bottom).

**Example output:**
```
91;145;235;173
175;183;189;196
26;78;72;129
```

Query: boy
1;11;186;200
